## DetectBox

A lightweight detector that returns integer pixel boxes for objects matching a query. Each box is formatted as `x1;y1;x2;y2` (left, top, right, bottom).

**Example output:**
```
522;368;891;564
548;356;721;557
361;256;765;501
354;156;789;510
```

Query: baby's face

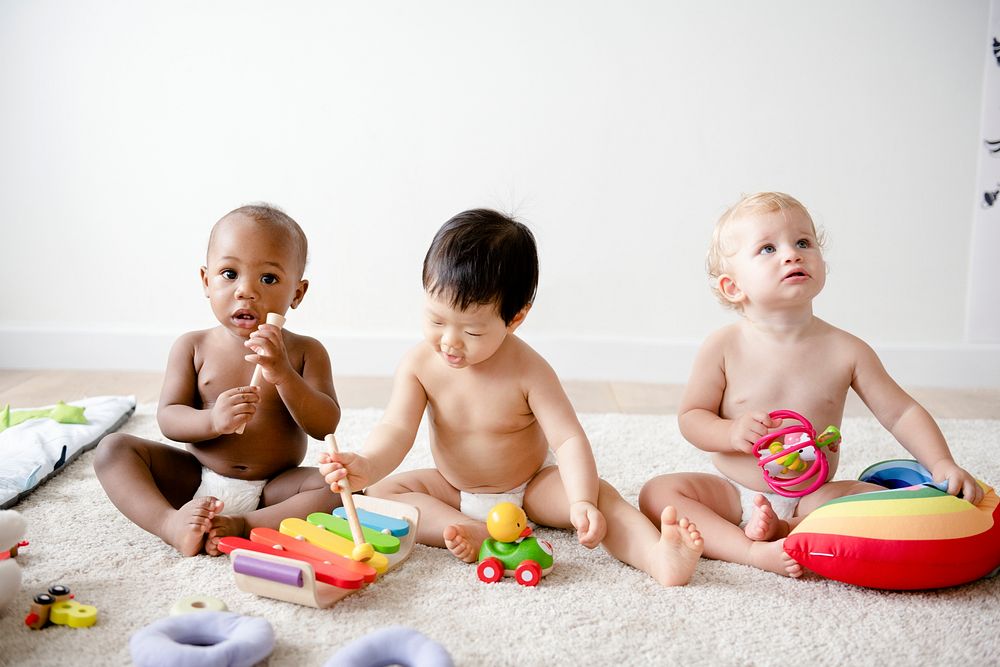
720;208;825;311
422;292;513;369
201;213;307;337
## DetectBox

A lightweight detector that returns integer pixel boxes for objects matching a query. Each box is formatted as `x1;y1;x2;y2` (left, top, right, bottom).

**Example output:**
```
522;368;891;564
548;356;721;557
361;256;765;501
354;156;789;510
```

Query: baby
639;192;982;577
94;204;342;556
320;209;703;586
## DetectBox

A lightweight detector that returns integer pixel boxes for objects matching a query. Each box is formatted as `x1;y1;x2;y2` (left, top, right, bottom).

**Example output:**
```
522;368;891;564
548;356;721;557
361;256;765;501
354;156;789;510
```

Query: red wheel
477;557;504;583
514;560;542;587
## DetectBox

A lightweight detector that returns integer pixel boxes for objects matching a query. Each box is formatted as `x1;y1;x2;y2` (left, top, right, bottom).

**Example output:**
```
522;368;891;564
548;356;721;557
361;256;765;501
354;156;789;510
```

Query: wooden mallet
325;433;375;562
235;312;286;435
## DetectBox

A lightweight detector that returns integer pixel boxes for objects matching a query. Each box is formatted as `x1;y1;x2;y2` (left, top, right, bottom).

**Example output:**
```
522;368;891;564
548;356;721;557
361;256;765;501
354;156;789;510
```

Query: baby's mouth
232;310;259;328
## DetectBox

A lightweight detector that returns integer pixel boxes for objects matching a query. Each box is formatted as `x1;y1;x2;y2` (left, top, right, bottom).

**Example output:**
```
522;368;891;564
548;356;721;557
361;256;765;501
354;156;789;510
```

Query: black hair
422;209;538;325
211;203;308;277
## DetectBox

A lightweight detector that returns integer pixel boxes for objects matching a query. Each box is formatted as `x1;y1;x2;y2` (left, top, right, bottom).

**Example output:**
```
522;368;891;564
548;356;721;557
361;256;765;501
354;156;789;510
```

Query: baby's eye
796;239;811;249
758;244;775;255
465;331;483;337
221;269;237;280
430;321;443;327
260;274;278;285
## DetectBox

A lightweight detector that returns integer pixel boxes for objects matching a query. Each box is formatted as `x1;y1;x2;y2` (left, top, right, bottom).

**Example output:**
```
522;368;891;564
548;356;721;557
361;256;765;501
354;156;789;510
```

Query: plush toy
0;402;89;433
784;460;1000;590
0;510;27;610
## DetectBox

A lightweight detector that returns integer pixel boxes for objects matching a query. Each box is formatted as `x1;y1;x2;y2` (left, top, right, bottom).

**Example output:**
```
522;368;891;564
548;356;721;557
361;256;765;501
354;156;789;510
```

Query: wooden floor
2;369;999;418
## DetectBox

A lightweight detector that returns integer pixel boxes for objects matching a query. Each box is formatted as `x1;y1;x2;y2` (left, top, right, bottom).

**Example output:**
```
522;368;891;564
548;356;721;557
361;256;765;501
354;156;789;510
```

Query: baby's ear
507;303;532;332
717;274;745;305
290;279;309;309
200;266;210;297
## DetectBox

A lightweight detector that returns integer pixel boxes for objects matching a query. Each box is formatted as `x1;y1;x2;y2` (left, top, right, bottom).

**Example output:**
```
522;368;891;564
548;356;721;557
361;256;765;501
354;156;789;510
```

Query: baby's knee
838;479;884;498
638;474;687;519
365;478;404;498
92;432;136;470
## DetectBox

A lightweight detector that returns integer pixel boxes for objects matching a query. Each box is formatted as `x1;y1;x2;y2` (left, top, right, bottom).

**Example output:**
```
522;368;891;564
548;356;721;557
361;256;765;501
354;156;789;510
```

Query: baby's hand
244;322;294;385
730;412;782;454
930;460;984;506
569;500;607;549
211;386;260;434
318;450;372;493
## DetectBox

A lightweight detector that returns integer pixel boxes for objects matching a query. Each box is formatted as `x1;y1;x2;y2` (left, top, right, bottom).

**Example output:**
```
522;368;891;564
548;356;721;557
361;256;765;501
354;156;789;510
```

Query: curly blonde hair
707;192;824;310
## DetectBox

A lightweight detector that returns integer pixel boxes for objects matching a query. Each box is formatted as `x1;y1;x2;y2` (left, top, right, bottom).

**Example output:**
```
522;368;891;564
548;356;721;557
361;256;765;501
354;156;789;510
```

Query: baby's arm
527;361;606;548
851;338;984;505
319;355;427;491
157;333;260;442
678;329;779;453
244;327;340;439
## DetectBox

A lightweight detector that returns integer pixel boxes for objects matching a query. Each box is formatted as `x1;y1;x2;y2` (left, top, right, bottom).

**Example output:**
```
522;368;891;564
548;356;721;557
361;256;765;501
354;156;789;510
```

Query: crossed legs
94;433;341;556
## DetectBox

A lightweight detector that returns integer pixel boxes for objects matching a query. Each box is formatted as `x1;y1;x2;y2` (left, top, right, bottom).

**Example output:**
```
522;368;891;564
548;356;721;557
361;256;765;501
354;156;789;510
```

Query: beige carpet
2;405;999;666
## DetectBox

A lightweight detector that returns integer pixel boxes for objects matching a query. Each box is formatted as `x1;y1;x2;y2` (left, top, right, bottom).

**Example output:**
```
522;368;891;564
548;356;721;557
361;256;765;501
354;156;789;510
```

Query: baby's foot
163;497;219;557
442;522;490;563
748;538;804;578
648;505;704;586
744;495;789;542
205;507;247;557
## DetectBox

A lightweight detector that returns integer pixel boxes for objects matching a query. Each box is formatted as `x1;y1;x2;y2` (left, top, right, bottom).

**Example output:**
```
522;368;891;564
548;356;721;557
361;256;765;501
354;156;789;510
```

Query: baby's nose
234;279;258;299
440;330;461;350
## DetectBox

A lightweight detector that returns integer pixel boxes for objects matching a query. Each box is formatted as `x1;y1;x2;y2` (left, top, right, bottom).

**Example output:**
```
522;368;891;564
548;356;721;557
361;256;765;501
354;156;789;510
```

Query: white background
1;1;997;386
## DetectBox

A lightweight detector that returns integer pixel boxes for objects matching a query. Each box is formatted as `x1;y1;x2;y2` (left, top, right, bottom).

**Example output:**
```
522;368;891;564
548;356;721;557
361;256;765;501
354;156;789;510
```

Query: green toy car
476;502;554;587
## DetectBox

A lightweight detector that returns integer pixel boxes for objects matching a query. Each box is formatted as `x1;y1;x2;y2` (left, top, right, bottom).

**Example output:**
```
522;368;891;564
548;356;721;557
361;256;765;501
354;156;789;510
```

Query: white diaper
460;483;530;522
726;476;799;529
193;468;267;515
459;450;557;522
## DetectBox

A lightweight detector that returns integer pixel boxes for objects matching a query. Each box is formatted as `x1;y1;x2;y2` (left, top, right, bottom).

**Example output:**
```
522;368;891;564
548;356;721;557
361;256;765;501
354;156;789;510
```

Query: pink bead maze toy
752;410;841;498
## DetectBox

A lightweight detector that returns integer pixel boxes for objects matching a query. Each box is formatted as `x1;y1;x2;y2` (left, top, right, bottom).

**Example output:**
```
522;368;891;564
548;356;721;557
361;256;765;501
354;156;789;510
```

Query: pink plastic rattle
751;410;842;498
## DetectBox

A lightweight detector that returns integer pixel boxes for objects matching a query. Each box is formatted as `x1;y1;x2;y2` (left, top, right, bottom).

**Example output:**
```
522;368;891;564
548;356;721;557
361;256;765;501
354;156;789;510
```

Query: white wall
1;1;998;387
969;0;1000;343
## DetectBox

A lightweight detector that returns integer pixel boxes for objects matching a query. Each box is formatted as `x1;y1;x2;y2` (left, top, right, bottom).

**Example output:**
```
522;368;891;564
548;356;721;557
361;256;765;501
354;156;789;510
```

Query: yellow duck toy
486;502;532;543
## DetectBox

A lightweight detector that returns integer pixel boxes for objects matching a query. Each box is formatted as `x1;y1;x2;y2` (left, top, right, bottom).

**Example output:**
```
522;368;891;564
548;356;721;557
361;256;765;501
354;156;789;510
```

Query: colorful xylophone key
249;527;377;583
279;518;390;574
217;536;367;589
333;506;411;537
307;512;401;554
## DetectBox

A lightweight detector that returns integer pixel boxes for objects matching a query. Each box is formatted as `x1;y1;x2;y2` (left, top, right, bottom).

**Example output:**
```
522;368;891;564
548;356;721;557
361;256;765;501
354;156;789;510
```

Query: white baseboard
0;329;998;388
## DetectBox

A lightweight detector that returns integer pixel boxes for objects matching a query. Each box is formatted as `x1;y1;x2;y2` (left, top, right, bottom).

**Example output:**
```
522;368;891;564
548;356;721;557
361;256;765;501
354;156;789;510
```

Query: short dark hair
422;209;538;325
211;203;309;278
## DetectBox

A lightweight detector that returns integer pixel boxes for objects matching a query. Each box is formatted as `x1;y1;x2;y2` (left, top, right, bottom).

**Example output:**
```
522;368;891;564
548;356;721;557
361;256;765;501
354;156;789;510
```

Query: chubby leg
524;468;704;586
639;473;802;577
795;479;886;514
205;466;343;556
93;433;216;557
367;469;487;562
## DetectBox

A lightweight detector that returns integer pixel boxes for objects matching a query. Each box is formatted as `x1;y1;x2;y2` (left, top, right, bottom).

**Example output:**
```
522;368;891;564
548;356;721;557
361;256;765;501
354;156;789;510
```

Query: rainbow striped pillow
784;460;1000;590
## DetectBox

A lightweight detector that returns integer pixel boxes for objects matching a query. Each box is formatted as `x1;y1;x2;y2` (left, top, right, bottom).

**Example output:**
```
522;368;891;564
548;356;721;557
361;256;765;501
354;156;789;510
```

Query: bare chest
194;339;303;406
721;342;853;426
424;374;535;437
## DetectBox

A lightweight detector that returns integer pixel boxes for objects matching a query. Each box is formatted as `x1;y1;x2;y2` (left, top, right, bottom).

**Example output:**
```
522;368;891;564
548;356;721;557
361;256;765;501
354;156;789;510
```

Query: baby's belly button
222;464;256;478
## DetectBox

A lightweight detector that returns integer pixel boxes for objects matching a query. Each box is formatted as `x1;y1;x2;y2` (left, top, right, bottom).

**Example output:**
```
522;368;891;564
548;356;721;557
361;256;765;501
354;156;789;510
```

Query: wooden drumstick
326;434;374;561
235;312;286;435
